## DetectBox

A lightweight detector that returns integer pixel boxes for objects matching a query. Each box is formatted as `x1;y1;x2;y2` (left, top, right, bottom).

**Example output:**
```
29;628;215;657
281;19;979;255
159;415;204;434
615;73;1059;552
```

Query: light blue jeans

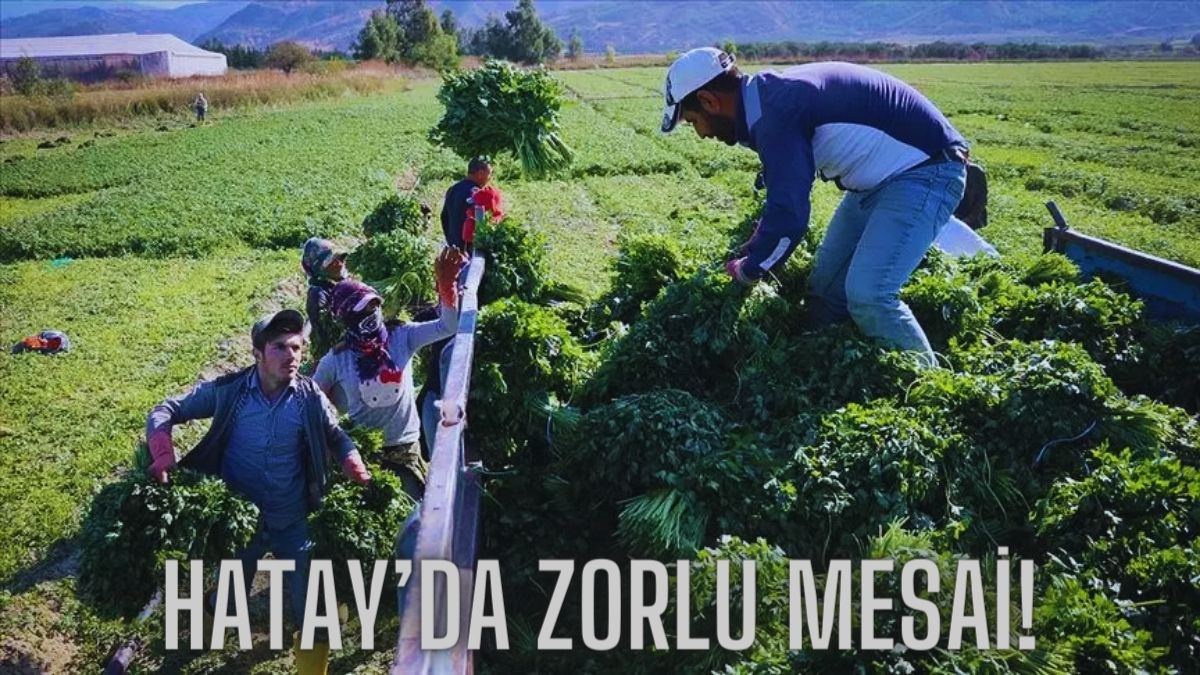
807;160;966;367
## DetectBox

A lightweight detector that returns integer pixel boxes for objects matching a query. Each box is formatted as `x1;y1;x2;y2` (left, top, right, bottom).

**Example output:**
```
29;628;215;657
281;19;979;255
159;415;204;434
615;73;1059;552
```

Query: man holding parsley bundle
145;309;369;673
661;48;969;367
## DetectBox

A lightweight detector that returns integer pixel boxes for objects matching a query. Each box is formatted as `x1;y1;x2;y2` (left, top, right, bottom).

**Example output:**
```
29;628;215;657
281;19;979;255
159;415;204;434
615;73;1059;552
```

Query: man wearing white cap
661;48;969;366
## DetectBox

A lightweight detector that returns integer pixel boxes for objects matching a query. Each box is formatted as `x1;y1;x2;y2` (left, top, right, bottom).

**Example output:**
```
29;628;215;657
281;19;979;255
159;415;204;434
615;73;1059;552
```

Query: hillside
195;0;376;52
3;1;1199;53
0;1;248;42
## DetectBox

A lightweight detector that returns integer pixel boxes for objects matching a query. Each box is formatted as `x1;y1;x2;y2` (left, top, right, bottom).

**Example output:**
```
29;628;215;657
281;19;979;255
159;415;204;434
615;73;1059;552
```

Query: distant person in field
301;237;350;364
661;48;969;367
423;159;503;461
314;247;466;499
440;156;504;249
145;309;369;671
193;92;208;123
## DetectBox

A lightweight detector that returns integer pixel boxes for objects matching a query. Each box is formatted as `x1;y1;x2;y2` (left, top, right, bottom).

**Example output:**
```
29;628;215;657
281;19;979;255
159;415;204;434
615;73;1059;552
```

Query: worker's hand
147;430;177;483
341;454;371;485
725;257;759;286
435;247;468;308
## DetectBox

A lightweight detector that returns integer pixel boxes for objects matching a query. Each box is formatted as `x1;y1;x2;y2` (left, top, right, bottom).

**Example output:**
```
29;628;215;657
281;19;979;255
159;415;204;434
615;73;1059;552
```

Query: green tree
385;0;458;69
440;9;457;38
504;0;561;64
352;11;400;62
265;41;314;74
11;56;41;96
414;31;460;71
566;28;583;60
720;39;738;57
200;39;266;69
469;15;511;58
387;0;434;61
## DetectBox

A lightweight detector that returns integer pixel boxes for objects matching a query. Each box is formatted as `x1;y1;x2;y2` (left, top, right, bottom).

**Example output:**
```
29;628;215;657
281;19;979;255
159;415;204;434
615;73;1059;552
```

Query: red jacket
462;186;505;245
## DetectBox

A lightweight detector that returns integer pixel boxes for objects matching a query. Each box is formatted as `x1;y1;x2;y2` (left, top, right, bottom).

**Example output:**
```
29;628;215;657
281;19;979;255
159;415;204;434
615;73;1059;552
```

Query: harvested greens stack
79;450;415;619
467;194;1200;673
349;193;436;314
77;445;260;617
309;466;416;603
430;60;573;179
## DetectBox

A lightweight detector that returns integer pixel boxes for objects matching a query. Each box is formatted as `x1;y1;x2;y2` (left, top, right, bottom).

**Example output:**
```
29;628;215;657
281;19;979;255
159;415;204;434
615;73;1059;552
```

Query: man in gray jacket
146;308;369;669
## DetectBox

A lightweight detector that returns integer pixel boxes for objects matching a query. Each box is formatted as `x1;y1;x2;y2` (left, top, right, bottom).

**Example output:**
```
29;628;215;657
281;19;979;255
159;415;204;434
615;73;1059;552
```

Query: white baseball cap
661;47;736;133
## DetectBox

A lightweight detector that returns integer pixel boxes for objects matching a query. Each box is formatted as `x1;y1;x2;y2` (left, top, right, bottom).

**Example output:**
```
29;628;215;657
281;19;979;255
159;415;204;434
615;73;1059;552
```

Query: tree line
197;2;1199;77
352;0;568;69
730;40;1129;62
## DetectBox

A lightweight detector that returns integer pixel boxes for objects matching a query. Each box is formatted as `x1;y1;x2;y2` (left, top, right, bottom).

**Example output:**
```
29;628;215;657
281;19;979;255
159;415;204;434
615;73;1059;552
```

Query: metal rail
1044;201;1200;321
392;254;485;675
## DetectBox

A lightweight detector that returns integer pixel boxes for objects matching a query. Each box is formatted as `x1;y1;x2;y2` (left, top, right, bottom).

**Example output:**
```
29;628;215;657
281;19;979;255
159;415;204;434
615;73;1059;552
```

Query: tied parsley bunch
77;444;260;617
430;60;573;179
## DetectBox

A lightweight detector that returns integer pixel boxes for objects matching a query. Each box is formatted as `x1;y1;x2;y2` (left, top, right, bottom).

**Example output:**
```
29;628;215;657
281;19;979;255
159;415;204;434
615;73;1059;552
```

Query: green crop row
0;251;296;582
0;89;446;262
4;63;1197;269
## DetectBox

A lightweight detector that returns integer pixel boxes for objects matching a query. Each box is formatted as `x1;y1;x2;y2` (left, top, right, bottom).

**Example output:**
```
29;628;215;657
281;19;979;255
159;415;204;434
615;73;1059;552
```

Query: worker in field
145;308;370;672
193;92;208;123
314;247;467;499
301;237;350;364
440;156;504;249
421;161;503;461
661;49;967;367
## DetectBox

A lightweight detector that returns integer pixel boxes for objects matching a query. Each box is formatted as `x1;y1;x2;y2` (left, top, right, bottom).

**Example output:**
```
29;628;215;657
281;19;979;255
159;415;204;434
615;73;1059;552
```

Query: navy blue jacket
735;62;965;277
440;177;480;247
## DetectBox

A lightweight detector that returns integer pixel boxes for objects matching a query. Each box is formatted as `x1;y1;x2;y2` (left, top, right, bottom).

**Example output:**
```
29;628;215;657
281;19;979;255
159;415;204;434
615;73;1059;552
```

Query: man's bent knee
845;284;908;333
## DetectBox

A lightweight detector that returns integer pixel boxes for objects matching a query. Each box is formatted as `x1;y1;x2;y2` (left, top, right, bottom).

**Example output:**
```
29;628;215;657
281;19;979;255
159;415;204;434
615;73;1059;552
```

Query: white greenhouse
0;33;227;80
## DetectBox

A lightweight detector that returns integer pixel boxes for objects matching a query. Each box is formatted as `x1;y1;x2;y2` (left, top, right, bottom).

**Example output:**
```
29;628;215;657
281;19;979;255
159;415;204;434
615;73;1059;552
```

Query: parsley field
0;61;1197;672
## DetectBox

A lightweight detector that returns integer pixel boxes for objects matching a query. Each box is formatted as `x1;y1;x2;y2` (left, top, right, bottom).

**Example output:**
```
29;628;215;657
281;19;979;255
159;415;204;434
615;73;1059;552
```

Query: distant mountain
195;1;377;52
0;1;248;41
0;1;201;20
525;0;1200;52
3;1;1199;54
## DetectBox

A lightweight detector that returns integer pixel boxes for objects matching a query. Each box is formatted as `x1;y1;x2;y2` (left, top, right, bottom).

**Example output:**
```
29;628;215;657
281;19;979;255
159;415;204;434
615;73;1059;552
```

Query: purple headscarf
330;279;400;382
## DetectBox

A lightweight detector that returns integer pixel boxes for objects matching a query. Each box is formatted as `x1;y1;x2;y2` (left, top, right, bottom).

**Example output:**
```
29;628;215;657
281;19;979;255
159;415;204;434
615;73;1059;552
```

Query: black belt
912;145;968;170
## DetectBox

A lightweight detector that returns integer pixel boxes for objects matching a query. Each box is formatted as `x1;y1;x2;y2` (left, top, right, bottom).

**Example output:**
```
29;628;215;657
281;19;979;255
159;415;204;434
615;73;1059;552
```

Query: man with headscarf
301;237;350;363
313;247;467;498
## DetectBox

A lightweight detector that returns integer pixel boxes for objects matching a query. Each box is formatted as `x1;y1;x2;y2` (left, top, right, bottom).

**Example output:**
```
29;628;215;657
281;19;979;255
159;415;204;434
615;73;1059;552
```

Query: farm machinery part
392;254;486;675
1044;201;1200;322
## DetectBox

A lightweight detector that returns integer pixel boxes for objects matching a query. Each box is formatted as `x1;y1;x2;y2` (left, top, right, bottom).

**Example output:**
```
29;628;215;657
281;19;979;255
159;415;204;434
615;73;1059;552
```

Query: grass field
1;61;1198;672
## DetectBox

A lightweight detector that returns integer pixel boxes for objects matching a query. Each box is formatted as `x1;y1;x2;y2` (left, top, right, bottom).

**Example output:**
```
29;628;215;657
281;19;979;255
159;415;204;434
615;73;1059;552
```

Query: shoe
292;630;330;675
